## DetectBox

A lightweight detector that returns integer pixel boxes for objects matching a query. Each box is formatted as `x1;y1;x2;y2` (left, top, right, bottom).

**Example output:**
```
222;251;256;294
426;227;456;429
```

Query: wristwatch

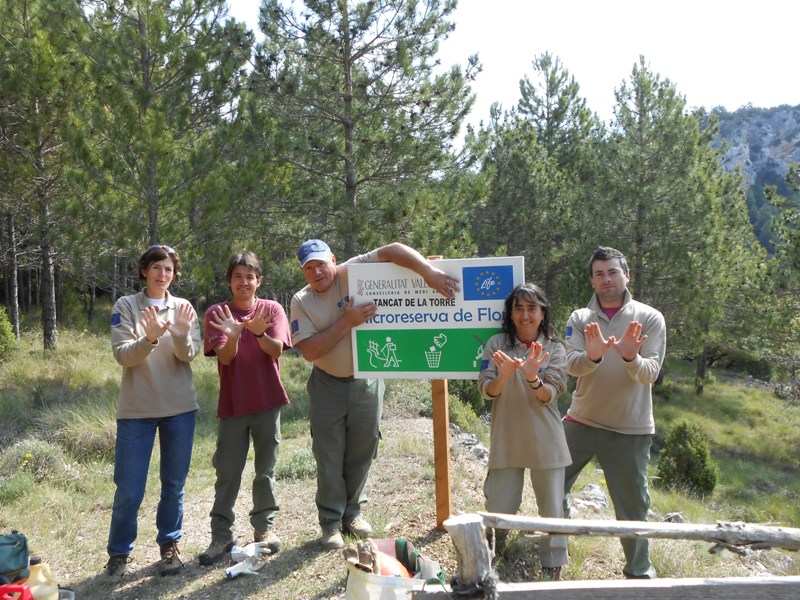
255;331;266;339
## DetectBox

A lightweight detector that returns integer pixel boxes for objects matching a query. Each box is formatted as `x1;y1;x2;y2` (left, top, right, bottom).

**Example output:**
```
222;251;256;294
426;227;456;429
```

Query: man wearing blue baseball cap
290;239;459;549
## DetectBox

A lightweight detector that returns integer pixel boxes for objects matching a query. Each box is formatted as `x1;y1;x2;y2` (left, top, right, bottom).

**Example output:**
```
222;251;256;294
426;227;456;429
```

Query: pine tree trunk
41;234;57;351
5;212;20;339
695;349;708;395
38;187;57;351
87;284;96;324
112;253;119;302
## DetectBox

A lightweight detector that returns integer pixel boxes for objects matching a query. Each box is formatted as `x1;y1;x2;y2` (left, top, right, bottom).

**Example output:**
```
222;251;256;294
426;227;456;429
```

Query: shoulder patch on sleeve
291;319;299;334
565;325;573;337
480;359;489;371
111;313;122;327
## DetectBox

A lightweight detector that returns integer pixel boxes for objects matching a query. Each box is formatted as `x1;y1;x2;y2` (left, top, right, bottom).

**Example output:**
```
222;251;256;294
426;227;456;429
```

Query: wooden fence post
413;513;800;599
428;255;452;530
431;379;452;530
443;513;493;584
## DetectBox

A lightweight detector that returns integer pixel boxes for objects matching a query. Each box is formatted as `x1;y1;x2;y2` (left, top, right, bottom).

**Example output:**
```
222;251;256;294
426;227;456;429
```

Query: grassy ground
0;326;798;599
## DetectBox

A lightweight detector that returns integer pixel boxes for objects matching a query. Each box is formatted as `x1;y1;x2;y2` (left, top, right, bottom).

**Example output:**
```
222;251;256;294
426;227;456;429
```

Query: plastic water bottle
25;558;58;600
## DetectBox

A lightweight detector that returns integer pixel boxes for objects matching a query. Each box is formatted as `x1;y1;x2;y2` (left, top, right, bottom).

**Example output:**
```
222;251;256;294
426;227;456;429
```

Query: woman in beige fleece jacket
478;283;570;581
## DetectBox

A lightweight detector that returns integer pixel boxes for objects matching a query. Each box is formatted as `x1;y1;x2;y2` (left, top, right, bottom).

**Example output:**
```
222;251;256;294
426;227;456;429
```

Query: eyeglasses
148;244;175;254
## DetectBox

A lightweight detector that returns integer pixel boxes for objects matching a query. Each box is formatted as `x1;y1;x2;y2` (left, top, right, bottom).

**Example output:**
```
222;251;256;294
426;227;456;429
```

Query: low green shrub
656;420;719;497
0;438;69;483
55;408;117;462
448;379;489;417
0;306;15;360
0;471;35;504
276;446;316;479
447;393;483;435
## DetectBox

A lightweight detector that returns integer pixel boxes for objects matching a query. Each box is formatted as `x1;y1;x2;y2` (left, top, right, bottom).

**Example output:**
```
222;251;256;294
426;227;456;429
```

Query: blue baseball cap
297;239;332;267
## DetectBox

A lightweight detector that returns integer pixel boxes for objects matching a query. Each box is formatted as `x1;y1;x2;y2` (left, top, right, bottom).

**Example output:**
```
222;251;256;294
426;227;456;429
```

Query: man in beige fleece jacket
563;246;666;580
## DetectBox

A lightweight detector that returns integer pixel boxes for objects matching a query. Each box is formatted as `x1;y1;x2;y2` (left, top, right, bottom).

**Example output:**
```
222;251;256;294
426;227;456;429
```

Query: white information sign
348;256;524;379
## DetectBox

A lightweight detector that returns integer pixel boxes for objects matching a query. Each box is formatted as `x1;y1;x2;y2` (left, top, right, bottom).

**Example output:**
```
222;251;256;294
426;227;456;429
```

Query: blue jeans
107;410;196;557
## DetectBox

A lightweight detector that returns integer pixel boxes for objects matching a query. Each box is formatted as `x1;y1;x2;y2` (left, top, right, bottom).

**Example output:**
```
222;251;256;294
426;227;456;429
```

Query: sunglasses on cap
149;244;175;254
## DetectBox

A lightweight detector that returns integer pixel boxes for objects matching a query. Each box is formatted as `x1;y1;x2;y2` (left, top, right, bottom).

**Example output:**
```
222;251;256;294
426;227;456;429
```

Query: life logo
462;265;514;300
356;279;365;296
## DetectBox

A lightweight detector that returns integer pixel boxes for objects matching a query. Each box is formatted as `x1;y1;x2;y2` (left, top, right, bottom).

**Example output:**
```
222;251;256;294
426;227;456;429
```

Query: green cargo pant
308;367;384;530
563;419;656;579
209;406;281;541
485;467;569;568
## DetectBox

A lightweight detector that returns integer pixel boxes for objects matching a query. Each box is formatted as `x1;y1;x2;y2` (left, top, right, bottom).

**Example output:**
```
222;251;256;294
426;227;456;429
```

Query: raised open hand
492;350;519;378
169;303;196;337
207;304;247;338
612;321;647;361
519;341;550;382
246;303;276;337
584;322;614;362
140;306;170;343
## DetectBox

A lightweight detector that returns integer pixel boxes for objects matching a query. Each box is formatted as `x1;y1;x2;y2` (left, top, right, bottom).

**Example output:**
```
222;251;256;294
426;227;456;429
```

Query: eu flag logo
462;266;514;300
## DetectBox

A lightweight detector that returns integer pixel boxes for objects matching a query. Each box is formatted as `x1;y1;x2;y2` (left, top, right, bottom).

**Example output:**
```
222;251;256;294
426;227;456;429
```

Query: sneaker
104;554;131;578
198;538;234;566
253;528;282;554
342;517;372;538
320;528;344;550
159;541;184;576
540;566;562;581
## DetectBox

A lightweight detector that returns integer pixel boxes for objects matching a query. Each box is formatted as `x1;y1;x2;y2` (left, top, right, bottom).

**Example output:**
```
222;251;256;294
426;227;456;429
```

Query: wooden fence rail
479;512;800;552
409;513;800;599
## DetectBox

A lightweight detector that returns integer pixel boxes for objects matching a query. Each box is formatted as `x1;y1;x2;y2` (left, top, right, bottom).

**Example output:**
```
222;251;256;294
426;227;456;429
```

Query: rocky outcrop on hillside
713;104;800;190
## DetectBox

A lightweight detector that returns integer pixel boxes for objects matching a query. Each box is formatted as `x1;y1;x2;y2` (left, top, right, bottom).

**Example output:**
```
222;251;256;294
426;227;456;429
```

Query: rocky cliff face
713;104;800;191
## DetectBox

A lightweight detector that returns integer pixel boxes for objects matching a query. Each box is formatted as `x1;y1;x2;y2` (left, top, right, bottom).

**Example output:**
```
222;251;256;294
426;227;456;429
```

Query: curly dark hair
501;283;557;348
138;244;181;282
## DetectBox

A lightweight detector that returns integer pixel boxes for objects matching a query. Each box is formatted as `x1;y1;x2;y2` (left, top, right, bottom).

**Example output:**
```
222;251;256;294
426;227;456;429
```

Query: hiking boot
159;541;184;576
198;538;234;566
253;528;282;554
342;517;372;538
540;566;562;581
104;554;131;578
320;527;344;550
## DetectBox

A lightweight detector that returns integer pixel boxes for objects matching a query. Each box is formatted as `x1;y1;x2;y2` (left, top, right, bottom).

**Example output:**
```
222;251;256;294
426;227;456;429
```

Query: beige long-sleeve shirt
564;291;666;435
478;335;571;470
111;291;201;419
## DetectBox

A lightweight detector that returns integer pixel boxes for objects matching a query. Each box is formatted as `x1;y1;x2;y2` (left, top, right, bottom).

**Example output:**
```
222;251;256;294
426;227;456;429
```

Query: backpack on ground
0;532;29;584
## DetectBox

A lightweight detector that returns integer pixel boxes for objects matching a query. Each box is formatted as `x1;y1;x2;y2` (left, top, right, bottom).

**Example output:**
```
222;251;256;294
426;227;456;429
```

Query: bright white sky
227;0;799;127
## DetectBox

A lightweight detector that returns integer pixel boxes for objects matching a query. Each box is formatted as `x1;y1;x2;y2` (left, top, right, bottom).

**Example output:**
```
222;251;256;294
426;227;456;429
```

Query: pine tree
600;57;765;389
250;0;478;255
0;0;88;350
472;53;600;313
67;0;252;295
